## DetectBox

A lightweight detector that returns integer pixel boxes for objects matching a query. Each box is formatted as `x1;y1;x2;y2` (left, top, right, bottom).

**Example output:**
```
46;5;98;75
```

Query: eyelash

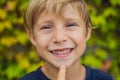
40;25;52;30
39;22;78;30
66;22;78;27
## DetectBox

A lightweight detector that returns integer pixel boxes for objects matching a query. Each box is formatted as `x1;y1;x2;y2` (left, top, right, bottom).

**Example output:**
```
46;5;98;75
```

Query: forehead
35;3;81;23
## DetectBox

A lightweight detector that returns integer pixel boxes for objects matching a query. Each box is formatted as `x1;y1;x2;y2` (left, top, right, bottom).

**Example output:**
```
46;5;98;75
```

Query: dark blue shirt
20;66;113;80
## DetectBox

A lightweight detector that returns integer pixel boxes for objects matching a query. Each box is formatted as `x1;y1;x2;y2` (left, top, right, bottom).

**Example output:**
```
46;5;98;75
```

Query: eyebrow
35;20;54;27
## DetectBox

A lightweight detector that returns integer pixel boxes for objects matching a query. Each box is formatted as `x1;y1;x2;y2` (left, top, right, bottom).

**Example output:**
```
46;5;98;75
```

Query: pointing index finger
57;65;66;80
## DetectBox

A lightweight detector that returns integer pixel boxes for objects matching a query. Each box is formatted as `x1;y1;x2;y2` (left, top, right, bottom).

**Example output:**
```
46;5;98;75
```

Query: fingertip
60;65;66;69
59;65;66;73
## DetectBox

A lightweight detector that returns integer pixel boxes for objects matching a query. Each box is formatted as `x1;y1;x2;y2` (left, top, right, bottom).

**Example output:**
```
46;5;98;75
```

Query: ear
85;26;91;41
27;29;36;46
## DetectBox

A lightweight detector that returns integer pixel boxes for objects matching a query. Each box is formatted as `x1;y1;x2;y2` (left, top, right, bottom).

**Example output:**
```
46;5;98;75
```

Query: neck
41;60;86;80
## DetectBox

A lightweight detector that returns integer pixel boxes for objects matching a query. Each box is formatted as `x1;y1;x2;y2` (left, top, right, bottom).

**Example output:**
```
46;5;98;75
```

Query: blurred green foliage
0;0;120;80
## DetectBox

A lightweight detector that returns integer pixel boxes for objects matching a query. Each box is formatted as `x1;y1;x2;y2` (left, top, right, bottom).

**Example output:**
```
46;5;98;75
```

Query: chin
52;60;74;69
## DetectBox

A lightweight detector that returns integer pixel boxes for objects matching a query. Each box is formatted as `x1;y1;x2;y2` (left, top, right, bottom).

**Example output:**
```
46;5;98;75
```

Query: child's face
28;4;91;68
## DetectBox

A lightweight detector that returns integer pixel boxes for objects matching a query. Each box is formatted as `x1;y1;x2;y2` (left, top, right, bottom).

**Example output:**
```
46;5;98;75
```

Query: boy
20;0;113;80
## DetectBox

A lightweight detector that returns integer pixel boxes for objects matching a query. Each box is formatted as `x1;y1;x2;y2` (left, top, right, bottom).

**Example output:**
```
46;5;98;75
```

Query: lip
49;48;74;58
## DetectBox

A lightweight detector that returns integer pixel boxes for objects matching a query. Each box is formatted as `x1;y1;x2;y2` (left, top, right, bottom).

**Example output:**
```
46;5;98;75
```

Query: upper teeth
52;49;71;54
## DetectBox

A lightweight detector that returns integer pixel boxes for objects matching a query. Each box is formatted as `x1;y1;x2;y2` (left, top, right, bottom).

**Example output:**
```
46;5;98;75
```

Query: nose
53;28;68;43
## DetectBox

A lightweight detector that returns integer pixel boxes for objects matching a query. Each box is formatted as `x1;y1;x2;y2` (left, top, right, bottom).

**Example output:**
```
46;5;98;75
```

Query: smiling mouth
49;48;74;58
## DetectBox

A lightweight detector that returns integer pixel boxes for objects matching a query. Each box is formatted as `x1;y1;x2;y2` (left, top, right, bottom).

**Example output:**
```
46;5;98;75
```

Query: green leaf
5;63;21;79
103;8;117;17
83;54;102;68
95;48;108;60
110;0;120;6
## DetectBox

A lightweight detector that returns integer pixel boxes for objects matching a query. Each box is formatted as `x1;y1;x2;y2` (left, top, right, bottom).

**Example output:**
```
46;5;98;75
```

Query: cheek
34;34;51;52
69;31;86;54
69;30;86;44
75;35;86;57
75;35;86;51
35;36;50;58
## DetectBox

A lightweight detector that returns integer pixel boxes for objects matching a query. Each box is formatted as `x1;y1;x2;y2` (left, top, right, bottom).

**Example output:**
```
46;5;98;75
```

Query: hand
57;65;66;80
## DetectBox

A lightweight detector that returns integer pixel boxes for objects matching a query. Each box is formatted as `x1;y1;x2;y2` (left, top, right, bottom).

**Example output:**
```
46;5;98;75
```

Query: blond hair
24;0;91;32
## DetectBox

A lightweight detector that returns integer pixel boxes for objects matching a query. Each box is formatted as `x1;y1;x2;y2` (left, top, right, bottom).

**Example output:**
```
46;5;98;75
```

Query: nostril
53;39;67;44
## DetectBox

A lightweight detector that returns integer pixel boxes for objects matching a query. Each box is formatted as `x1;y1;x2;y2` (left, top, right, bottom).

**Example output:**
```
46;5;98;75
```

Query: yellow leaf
4;21;12;29
0;21;12;32
0;9;7;20
19;58;30;69
15;31;28;45
7;1;17;11
17;17;24;24
1;37;17;47
16;53;25;62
